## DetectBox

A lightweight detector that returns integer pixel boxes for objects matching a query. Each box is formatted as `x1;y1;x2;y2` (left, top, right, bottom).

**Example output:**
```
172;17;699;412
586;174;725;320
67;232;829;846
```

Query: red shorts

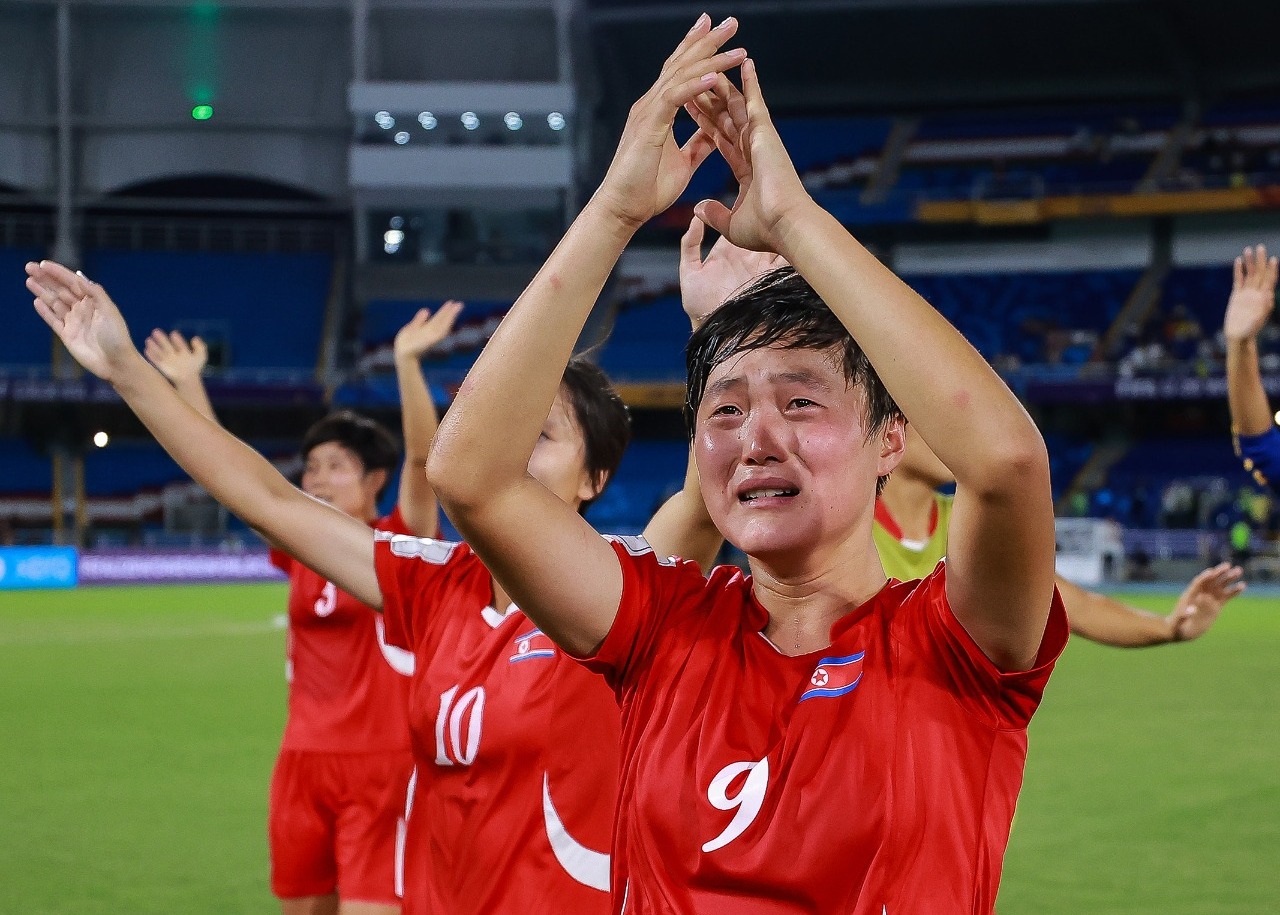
268;749;414;904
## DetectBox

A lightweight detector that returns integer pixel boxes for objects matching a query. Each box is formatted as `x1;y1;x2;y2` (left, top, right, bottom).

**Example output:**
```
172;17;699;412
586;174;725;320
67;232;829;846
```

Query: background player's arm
26;261;384;609
1224;245;1278;438
1059;564;1243;647
641;219;786;571
427;17;745;656
692;62;1055;672
144;329;216;423
393;302;462;538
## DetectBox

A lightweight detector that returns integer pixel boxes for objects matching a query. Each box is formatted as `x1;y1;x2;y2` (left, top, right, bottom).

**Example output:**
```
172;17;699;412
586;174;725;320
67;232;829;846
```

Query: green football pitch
1;582;1276;914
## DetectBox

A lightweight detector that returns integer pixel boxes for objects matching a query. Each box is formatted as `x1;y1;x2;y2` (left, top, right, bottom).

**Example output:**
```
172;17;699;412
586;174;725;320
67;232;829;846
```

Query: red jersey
373;533;620;915
269;510;414;754
582;536;1068;915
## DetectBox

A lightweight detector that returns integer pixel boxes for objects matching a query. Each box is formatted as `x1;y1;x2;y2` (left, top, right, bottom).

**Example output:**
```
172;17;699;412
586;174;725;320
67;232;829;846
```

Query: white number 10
702;757;770;853
434;685;486;767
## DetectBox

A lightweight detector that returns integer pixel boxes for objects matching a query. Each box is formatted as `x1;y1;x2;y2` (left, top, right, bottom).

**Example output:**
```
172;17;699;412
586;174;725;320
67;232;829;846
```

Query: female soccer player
1225;244;1280;490
425;18;1066;913
141;306;458;915
27;268;722;915
877;426;1246;645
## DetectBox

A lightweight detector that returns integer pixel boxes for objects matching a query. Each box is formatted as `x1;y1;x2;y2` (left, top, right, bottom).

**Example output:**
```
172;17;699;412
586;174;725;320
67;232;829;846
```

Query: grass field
0;583;1277;913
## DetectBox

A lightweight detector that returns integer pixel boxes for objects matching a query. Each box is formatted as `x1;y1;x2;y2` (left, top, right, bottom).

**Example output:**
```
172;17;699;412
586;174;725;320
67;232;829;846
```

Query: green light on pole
191;104;214;121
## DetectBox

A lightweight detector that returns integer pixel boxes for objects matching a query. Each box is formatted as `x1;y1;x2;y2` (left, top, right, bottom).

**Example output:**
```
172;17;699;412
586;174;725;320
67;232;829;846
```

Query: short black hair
300;410;399;498
684;266;902;492
561;357;631;511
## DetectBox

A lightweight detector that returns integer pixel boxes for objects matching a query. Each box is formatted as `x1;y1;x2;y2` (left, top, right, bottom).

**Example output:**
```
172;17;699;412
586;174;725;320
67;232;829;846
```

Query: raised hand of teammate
1167;562;1246;643
394;300;463;363
1224;245;1278;344
679;216;785;328
27;260;143;382
686;59;811;254
145;328;208;385
593;14;745;229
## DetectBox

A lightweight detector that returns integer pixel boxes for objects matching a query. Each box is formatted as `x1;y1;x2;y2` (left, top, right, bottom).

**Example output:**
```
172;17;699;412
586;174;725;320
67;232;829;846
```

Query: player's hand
394;300;463;362
690;58;815;254
1167;562;1245;642
145;329;208;384
1224;245;1278;343
593;15;746;229
679;216;786;328
26;260;142;383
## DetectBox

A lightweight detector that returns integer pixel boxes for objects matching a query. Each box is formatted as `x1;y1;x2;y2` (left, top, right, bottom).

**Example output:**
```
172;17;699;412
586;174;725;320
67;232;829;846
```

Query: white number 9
701;757;770;853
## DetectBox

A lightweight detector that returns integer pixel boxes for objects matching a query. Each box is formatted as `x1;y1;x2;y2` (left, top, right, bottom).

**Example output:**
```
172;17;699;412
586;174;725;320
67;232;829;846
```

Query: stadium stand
79;250;333;373
1;246;51;366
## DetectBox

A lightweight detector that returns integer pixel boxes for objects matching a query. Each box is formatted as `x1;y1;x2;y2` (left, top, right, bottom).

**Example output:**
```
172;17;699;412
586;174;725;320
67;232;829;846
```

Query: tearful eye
711;404;741;417
788;398;816;409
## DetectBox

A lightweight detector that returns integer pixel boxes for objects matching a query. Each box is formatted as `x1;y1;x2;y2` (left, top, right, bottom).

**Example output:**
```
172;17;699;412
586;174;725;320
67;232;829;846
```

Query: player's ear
366;467;389;496
877;416;906;479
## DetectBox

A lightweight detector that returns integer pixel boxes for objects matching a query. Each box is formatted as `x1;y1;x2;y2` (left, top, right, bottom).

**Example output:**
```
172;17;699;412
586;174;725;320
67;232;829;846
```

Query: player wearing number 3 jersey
429;19;1066;914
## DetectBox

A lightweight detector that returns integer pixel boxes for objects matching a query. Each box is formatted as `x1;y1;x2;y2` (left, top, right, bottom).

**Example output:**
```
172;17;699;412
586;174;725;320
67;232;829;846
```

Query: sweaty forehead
703;345;847;396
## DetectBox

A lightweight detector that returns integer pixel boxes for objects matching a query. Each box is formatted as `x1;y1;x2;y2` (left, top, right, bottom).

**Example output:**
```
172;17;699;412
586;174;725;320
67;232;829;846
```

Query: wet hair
300;410;400;498
684;266;902;493
560;357;631;511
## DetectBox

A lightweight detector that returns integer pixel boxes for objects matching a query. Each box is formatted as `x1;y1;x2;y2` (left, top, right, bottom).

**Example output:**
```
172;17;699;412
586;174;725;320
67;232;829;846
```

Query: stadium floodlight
418;111;437;129
375;111;395;129
394;131;410;145
384;229;405;246
547;112;566;131
461;111;480;131
389;215;405;229
1275;410;1280;424
504;112;523;131
93;431;109;448
191;104;214;121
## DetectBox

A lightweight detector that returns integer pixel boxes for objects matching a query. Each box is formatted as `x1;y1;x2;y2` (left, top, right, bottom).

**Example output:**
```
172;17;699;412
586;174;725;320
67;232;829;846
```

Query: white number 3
702;758;770;853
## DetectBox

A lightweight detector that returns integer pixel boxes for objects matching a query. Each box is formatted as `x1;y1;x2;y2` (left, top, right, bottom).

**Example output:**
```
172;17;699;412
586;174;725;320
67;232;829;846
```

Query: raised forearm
171;375;216;424
1057;575;1172;648
111;353;380;603
642;452;723;572
775;204;1047;492
394;353;441;537
428;201;634;506
1226;339;1274;437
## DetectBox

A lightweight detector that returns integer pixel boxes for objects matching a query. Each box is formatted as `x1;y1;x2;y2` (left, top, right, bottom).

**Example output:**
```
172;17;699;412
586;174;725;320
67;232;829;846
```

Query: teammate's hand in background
27;260;144;383
145;329;208;385
594;14;745;229
679;217;785;329
394;300;463;363
1224;244;1278;344
1167;562;1246;642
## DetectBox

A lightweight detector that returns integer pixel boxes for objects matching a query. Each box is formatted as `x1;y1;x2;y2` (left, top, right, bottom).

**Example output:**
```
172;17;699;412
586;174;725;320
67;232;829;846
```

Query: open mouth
738;487;800;503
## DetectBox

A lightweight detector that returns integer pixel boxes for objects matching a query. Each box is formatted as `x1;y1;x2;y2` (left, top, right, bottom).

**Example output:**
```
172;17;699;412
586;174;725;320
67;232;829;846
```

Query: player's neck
749;528;888;657
490;576;514;615
879;474;938;542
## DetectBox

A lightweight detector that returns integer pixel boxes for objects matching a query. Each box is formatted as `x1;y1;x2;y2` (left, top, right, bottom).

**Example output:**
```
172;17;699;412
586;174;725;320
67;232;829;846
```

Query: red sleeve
575;535;708;695
377;506;415;537
267;547;293;575
372;532;461;652
908;563;1068;729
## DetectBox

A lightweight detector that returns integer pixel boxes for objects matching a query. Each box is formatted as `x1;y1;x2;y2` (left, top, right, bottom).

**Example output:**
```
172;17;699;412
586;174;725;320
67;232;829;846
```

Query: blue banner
0;546;79;590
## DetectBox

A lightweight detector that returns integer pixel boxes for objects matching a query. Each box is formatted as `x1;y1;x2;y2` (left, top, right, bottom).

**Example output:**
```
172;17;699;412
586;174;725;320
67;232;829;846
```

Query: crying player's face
526;388;598;511
693;344;901;563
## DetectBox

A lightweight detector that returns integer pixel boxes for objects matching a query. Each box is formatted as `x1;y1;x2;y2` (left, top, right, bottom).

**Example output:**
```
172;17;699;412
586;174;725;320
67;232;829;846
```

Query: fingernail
715;16;734;29
691;12;708;31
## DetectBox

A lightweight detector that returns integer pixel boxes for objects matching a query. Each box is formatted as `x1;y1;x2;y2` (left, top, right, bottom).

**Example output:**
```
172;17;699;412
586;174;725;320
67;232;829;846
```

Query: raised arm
1225;245;1278;437
427;16;745;655
392;302;461;537
692;61;1055;671
26;261;382;608
1060;564;1243;648
144;329;216;423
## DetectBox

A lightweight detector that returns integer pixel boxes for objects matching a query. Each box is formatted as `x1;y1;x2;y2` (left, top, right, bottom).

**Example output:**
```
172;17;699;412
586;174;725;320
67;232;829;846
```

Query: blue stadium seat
81;250;333;370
